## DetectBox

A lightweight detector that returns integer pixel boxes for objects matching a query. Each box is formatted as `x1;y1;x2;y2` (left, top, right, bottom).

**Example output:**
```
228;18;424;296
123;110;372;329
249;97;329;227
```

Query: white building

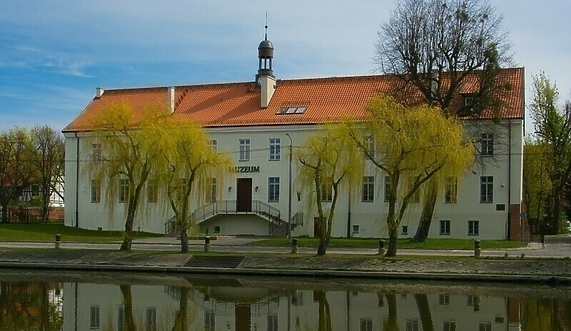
63;36;526;240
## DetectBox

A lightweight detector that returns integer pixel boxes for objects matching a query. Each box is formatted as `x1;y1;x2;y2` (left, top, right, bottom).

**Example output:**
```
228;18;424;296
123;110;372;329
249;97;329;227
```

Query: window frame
480;176;493;203
91;143;102;163
209;139;218;152
361;176;374;202
268;177;280;202
147;181;157;203
91;179;101;203
269;138;281;161
481;133;494;156
206;178;217;203
320;177;333;202
444;176;457;203
439;220;451;235
468;220;480;236
384;176;391;202
119;179;129;203
239;138;251;162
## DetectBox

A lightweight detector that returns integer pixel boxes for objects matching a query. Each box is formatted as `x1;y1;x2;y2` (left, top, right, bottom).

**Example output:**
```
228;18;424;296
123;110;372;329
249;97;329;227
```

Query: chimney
168;86;175;113
259;76;276;108
95;87;104;98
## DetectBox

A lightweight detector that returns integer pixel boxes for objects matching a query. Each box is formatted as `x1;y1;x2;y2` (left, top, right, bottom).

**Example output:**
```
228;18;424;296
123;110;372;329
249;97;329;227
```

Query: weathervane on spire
265;11;268;40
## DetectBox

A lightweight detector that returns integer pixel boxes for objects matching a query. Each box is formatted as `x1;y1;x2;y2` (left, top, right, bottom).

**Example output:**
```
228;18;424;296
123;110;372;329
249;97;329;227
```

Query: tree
88;102;165;251
295;124;364;256
375;0;512;241
350;95;473;257
0;127;35;223
29;125;65;223
152;117;232;253
529;72;571;234
523;137;552;234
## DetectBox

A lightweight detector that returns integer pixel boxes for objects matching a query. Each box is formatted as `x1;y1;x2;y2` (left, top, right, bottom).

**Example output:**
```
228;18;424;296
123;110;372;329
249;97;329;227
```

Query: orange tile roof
63;68;524;132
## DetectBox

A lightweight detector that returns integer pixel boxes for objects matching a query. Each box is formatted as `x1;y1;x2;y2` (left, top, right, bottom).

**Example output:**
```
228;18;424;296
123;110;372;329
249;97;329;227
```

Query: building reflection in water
0;272;569;330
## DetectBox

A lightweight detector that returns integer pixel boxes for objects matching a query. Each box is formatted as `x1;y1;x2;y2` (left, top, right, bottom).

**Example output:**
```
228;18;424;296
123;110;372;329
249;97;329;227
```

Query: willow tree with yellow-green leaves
150;117;233;253
349;95;474;257
87;102;166;251
295;124;364;256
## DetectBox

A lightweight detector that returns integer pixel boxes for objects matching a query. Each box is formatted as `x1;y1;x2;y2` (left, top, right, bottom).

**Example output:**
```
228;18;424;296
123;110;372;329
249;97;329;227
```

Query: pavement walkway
0;234;569;258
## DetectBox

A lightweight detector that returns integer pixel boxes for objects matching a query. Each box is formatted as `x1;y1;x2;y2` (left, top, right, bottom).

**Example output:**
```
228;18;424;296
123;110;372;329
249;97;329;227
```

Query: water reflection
0;271;569;330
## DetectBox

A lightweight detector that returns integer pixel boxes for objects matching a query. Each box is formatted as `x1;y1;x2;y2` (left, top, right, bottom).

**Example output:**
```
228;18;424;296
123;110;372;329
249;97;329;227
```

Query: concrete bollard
291;238;298;254
378;239;385;255
55;234;61;249
474;239;481;258
204;236;210;252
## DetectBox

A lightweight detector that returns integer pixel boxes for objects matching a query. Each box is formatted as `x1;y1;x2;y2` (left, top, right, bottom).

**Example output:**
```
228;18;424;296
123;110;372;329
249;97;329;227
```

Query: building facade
63;37;526;240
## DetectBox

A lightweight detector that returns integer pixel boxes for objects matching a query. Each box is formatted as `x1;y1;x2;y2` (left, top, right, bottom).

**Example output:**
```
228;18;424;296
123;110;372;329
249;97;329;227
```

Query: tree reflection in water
0;273;569;330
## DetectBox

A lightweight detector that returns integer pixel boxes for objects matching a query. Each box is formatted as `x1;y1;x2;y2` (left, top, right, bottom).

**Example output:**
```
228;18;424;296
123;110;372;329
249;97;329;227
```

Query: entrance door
236;178;252;212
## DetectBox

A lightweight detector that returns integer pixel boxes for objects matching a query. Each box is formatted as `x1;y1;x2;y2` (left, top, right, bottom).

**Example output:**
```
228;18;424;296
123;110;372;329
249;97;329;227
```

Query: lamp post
285;133;293;242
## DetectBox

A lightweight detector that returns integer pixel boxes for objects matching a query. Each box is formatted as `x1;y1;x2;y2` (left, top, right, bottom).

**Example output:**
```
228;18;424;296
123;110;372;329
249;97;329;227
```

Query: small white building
63;36;525;240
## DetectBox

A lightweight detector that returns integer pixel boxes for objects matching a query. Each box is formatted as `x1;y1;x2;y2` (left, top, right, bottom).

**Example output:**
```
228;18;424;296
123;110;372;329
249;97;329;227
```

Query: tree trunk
120;285;136;331
316;291;331;331
413;180;438;242
0;204;8;223
415;294;434;331
386;227;399;257
385;294;399;330
173;287;189;330
120;200;137;251
180;230;189;253
317;235;328;256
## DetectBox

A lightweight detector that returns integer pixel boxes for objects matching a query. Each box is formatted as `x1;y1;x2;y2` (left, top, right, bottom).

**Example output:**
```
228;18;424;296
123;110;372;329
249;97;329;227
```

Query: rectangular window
147;181;157;203
362;176;374;202
267;314;279;331
478;322;492;331
384;176;392;202
204;310;215;331
239;138;250;161
480;176;493;203
481;133;494;156
91;179;101;203
90;305;100;329
439;294;450;305
269;138;280;160
405;319;419;331
206;178;217;202
402;225;408;235
117;305;124;331
119;179;129;203
352;224;360;234
364;136;375;158
145;307;157;331
445;177;457;203
320;177;333;202
360;318;373;331
468;220;479;236
209;139;217;152
443;321;456;331
268;177;280;202
408;176;420;203
440;220;451;235
92;143;102;163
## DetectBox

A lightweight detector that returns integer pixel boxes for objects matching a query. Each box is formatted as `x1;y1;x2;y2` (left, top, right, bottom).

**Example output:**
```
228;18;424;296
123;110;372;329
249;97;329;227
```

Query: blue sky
1;1;569;132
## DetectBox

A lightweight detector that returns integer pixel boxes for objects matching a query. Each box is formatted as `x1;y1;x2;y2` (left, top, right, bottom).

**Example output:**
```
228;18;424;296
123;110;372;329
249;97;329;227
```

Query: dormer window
463;94;476;112
276;106;306;115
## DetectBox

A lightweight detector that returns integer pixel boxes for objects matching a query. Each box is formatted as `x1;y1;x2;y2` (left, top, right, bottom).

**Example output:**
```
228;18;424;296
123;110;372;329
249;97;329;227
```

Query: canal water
0;270;569;330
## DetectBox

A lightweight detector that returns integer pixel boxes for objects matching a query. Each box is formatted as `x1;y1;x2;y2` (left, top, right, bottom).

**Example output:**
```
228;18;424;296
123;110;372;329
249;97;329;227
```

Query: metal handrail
165;200;285;234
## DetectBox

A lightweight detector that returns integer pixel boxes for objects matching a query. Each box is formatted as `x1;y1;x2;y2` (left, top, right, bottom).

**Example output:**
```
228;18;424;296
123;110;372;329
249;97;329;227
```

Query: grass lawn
247;237;527;250
0;223;161;242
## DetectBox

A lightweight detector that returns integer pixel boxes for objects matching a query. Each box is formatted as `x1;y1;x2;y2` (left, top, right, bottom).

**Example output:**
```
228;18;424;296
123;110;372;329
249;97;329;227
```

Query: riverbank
0;249;569;285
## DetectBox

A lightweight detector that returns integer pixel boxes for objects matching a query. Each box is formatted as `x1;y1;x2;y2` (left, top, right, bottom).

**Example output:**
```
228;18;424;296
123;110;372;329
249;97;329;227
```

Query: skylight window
277;106;307;115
